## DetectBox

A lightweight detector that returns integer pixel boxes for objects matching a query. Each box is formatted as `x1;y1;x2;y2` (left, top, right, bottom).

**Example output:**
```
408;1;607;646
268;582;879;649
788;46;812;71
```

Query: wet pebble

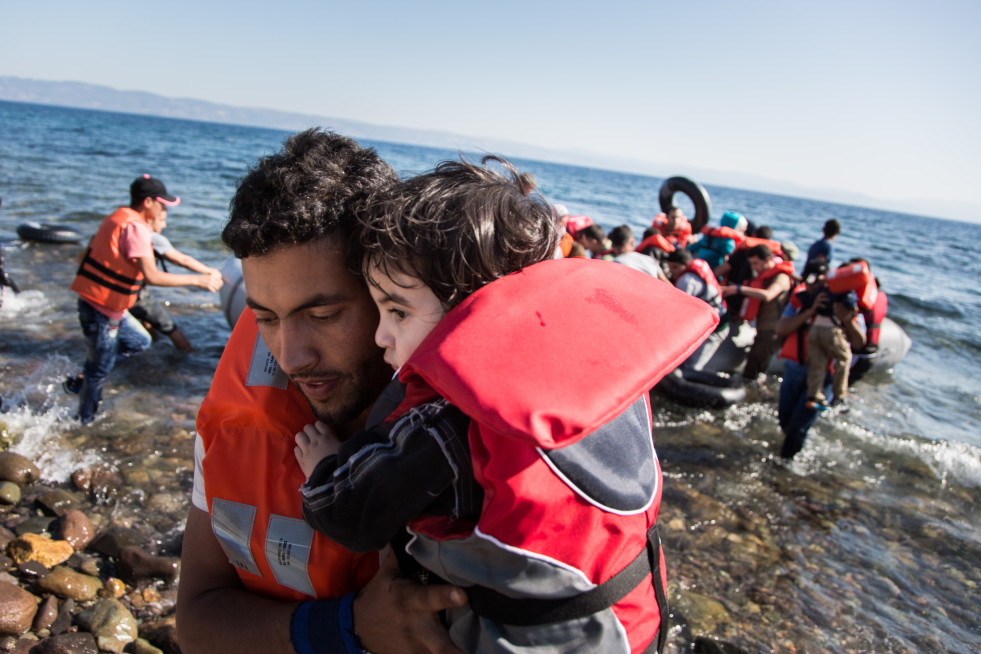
53;510;94;551
7;534;74;568
76;598;138;653
0;484;20;506
0;581;37;635
29;631;98;653
116;548;179;584
34;567;101;601
0;454;39;486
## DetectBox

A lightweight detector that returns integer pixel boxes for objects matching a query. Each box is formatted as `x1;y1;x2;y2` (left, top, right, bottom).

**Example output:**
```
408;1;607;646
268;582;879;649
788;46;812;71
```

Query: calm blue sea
1;100;979;652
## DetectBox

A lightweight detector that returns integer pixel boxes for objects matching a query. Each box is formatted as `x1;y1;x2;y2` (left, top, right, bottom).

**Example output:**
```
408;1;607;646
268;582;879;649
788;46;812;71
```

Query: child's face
368;264;447;370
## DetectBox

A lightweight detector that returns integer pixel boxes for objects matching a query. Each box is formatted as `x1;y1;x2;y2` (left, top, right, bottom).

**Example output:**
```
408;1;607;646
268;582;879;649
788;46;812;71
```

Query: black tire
16;222;84;244
658;177;712;233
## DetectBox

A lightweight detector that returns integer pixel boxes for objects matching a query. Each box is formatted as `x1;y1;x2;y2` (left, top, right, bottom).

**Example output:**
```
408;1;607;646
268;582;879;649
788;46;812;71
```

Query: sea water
1;100;979;652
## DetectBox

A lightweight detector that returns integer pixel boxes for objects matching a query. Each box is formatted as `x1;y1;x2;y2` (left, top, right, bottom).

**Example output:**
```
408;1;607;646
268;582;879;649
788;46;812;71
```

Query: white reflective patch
211;498;261;576
246;332;288;389
265;515;316;597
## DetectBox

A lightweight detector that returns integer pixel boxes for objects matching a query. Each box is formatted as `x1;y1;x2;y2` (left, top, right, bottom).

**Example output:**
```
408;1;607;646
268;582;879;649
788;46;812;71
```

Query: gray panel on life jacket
541;396;656;514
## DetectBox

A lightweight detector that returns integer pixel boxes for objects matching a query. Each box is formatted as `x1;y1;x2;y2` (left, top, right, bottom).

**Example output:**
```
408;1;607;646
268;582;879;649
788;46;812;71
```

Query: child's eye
388;307;408;321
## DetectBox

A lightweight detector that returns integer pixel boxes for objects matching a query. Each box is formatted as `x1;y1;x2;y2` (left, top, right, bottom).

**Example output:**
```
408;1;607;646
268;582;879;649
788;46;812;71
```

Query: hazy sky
3;1;980;221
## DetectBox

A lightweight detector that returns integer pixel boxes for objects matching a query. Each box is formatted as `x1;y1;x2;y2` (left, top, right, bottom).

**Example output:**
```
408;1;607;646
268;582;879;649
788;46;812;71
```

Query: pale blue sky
3;1;980;221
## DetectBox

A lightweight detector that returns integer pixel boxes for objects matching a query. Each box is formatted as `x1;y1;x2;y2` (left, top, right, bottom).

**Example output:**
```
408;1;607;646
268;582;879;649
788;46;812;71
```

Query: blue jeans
76;299;152;422
777;359;832;459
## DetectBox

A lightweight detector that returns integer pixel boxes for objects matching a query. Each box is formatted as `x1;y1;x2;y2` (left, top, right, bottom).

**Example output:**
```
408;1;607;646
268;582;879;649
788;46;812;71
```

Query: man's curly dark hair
223;128;397;258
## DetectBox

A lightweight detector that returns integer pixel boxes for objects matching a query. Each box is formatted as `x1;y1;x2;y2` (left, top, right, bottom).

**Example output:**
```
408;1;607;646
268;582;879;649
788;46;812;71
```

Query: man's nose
275;320;318;373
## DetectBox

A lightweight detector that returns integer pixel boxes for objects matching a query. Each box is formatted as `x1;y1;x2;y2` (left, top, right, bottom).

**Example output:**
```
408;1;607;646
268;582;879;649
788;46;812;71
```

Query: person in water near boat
128;219;222;353
775;259;866;459
806;218;841;266
722;243;796;382
608;224;668;280
803;270;858;412
847;257;889;384
293;155;715;654
176;130;468;654
65;176;222;424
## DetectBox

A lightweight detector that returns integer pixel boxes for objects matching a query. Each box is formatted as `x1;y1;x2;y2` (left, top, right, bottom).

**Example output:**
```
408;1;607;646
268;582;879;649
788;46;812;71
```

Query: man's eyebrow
245;292;353;317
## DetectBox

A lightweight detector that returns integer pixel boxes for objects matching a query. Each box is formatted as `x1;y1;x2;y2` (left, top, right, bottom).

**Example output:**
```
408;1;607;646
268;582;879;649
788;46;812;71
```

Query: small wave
889;293;965;319
0;356;103;484
0;289;55;319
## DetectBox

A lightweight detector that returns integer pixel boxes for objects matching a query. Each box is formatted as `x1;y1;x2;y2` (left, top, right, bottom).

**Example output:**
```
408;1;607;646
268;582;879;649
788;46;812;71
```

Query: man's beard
296;357;390;433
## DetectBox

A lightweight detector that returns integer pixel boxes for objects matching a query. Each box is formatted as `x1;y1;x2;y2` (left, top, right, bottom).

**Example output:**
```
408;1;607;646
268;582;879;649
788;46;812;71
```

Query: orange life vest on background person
862;289;888;347
195;310;378;601
737;236;784;259
738;260;797;322
559;231;575;257
70;207;146;311
635;232;675;255
565;215;594;238
652;213;693;248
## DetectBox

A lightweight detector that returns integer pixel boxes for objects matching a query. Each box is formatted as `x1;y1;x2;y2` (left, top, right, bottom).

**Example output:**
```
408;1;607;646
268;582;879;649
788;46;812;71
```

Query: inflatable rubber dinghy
219;256;246;329
17;222;84;244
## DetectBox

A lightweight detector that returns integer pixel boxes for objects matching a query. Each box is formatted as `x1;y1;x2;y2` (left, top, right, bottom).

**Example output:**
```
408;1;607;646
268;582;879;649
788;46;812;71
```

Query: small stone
101;578;126;599
138;618;179;654
0;483;21;505
34;490;81;518
116;547;179;584
54;510;95;551
48;598;74;635
35;566;101;601
32;594;58;632
29;632;98;654
0;453;40;486
87;527;147;559
77;598;138;653
0;581;38;635
130;638;165;654
12;516;55;537
7;533;74;568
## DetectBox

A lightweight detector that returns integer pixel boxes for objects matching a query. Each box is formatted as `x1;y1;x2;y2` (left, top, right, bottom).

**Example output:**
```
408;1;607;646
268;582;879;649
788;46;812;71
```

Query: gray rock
31;594;58;632
0;482;21;505
77;598;138;653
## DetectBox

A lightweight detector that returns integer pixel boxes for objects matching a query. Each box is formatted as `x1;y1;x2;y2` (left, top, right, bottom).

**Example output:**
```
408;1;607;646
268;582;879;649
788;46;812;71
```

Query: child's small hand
294;421;341;478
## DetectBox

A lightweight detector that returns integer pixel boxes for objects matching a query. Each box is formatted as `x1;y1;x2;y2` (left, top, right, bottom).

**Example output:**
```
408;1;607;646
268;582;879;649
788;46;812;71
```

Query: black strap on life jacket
468;523;668;653
75;248;143;296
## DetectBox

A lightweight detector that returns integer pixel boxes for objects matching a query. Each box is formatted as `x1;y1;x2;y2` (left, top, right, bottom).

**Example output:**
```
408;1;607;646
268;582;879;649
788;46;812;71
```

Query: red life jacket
738;260;797;322
402;258;719;653
70;207;146;311
196;311;379;601
779;284;811;364
565;215;593;237
862;289;888;347
828;260;878;311
699;225;744;243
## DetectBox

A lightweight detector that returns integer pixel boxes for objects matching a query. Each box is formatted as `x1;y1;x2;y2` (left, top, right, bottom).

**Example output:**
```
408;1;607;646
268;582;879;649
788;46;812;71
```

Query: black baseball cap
131;175;180;206
802;259;828;284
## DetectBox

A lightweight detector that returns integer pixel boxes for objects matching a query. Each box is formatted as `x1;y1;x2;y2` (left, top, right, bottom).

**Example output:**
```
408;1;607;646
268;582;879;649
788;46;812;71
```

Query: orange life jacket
737;236;784;258
738;260;797;322
652;214;693;248
827;260;878;311
635;232;675;254
70;207;146;311
862;289;888;347
779;283;812;363
699;225;744;243
559;231;574;257
195;310;378;601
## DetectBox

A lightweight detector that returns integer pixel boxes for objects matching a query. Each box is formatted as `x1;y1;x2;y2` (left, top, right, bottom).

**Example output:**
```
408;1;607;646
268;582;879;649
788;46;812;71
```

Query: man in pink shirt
67;176;222;423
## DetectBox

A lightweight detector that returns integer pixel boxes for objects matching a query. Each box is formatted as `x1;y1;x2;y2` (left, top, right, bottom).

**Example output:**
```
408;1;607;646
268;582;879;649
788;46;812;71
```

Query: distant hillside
2;76;978;223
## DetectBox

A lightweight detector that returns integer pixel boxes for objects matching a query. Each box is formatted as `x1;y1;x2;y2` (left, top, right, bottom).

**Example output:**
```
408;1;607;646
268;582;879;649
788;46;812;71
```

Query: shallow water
1;100;980;652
